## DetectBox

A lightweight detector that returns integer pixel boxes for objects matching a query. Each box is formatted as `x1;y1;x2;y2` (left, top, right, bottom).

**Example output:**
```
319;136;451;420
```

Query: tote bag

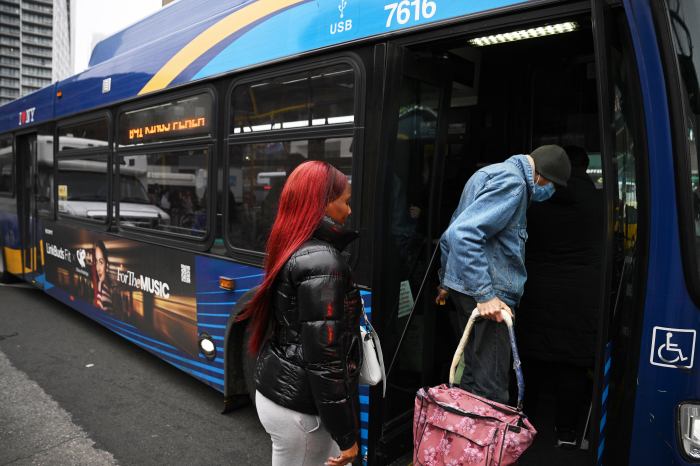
413;309;537;465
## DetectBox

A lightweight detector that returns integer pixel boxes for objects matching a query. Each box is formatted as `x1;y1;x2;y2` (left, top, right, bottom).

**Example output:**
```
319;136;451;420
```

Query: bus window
118;149;208;238
667;0;700;279
228;137;353;251
58;119;109;150
0;136;13;195
227;62;358;253
56;154;109;222
230;63;355;134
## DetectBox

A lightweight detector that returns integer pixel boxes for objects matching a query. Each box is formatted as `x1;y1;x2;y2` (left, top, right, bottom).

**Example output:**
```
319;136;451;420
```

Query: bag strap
449;309;526;410
386;242;442;378
361;299;386;397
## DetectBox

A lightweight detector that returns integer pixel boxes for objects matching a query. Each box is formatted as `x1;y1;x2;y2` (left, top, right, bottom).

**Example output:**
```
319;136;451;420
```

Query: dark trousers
523;359;590;431
449;291;512;404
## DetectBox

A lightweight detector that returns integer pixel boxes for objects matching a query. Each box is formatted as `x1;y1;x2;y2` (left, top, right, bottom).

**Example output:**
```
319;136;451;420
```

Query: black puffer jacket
255;217;361;450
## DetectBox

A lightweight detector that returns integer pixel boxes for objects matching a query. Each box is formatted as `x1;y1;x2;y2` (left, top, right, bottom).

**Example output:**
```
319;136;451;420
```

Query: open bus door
591;1;648;464
370;3;648;464
371;42;455;463
16;132;44;286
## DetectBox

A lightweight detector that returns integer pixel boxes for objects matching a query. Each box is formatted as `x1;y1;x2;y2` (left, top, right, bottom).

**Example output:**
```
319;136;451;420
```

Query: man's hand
435;286;449;306
325;442;358;466
476;297;512;322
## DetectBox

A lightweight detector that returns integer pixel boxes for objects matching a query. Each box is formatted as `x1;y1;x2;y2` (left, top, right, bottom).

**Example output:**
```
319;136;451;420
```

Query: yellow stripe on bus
138;0;305;95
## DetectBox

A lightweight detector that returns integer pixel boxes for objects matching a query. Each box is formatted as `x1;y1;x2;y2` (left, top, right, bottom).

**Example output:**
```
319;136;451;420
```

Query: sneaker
556;429;578;449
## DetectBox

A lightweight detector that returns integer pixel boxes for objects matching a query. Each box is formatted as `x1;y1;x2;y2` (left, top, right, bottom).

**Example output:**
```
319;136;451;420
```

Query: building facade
0;0;72;105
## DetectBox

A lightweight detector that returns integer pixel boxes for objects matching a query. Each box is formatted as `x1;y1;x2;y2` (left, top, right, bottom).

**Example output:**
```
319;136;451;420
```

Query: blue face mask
531;182;555;202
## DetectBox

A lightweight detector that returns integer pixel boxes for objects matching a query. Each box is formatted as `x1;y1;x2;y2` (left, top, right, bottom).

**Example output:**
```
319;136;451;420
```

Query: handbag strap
449;309;526;410
361;298;387;397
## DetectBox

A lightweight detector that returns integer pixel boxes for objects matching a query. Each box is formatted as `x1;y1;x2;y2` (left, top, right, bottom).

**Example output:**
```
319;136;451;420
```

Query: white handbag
359;299;386;396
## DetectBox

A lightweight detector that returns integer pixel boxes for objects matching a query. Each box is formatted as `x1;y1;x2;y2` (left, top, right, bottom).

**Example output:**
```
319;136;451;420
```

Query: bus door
16;132;43;284
590;2;648;464
372;43;455;462
371;7;632;464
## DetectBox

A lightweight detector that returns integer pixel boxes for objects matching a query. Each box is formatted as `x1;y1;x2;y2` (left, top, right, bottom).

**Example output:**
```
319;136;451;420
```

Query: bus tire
223;287;258;411
242;323;257;405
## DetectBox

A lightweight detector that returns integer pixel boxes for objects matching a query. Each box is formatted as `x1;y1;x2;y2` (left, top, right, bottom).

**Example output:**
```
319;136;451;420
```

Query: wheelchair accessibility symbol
650;327;696;369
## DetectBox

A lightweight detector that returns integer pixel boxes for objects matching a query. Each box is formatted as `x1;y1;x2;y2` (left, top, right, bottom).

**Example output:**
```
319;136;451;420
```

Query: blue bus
0;0;698;464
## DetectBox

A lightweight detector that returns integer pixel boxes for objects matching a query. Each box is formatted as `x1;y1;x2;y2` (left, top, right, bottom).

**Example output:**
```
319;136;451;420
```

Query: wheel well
223;287;257;399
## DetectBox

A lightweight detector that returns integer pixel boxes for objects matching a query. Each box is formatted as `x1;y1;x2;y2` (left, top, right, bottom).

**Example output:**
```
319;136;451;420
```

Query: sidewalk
0;349;117;466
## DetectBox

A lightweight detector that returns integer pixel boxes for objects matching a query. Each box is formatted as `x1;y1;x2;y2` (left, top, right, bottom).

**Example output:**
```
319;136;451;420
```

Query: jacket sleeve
296;255;357;450
444;177;524;302
438;230;449;287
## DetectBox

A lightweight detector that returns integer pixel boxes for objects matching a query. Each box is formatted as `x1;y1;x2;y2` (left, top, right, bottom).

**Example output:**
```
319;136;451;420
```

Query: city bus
0;0;698;464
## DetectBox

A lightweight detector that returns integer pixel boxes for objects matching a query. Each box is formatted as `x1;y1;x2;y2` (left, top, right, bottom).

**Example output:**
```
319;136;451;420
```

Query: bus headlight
198;333;217;360
679;402;700;460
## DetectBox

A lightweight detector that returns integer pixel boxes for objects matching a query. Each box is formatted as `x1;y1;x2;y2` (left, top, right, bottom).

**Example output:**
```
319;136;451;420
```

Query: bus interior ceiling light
468;22;579;47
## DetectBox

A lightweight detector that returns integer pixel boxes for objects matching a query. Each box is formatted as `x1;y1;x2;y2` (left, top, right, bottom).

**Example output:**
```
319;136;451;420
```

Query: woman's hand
325;442;359;466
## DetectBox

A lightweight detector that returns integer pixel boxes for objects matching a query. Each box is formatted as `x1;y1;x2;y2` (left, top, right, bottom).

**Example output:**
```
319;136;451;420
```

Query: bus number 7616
384;0;437;28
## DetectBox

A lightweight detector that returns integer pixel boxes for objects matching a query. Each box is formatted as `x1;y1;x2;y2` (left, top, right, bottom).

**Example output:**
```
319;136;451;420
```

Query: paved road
0;285;269;466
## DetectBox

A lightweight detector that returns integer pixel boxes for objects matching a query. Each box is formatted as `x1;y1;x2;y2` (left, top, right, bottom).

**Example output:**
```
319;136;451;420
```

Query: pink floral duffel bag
413;310;536;465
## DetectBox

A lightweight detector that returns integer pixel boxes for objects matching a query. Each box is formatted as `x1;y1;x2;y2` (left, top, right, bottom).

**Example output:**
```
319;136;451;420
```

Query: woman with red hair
238;161;360;466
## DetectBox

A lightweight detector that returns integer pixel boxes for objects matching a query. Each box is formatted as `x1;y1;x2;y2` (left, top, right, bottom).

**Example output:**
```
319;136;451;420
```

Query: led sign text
128;117;207;141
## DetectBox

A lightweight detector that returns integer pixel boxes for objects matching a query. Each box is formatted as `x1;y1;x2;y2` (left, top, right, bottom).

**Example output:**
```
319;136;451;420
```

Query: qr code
180;264;191;284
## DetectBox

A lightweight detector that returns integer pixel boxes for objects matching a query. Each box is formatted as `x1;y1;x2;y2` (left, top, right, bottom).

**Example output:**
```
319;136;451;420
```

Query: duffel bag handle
449;309;525;410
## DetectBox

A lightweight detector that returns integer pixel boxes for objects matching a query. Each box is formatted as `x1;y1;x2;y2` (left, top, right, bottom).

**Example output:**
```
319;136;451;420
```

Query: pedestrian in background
517;145;604;448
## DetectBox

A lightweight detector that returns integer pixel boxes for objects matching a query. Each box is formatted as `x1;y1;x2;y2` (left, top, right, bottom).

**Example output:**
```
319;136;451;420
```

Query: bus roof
0;0;531;134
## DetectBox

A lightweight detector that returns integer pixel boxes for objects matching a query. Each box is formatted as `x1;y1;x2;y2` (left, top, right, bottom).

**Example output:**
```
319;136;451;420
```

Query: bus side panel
41;222;226;391
624;1;700;464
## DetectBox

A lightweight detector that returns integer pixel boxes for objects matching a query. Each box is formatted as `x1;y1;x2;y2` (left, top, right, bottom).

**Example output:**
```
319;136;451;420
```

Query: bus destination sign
120;93;212;145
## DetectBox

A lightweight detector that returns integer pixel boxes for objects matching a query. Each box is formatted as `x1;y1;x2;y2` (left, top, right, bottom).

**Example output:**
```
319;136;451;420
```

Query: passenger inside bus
379;14;608;466
517;145;604;448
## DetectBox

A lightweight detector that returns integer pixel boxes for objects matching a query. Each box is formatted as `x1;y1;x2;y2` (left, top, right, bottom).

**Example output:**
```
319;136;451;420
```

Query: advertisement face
43;224;198;357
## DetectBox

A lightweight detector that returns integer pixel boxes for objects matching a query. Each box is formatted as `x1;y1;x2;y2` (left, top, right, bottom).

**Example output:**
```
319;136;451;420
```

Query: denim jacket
439;155;535;306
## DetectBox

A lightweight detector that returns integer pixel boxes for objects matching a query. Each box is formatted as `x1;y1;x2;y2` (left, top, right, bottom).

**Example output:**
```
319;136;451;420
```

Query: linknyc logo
18;107;36;126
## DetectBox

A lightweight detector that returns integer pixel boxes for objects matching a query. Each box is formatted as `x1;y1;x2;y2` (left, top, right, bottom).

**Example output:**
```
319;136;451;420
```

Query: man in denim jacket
436;145;571;404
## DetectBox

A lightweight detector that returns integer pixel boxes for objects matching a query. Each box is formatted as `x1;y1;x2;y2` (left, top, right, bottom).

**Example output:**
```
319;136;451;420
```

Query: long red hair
238;161;348;354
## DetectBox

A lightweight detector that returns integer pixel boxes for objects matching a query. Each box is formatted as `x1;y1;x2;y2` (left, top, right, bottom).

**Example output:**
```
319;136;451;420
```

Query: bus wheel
242;323;257;406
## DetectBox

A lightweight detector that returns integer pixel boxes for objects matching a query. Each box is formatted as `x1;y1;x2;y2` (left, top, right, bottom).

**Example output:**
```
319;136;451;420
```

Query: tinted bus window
119;93;212;146
58;119;109;150
118;149;208;238
56;154;109;222
228;137;353;251
668;0;700;275
231;64;355;134
0;136;13;194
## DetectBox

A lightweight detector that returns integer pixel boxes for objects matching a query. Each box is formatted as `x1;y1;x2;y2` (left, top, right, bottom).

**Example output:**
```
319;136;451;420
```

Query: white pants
256;391;340;466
